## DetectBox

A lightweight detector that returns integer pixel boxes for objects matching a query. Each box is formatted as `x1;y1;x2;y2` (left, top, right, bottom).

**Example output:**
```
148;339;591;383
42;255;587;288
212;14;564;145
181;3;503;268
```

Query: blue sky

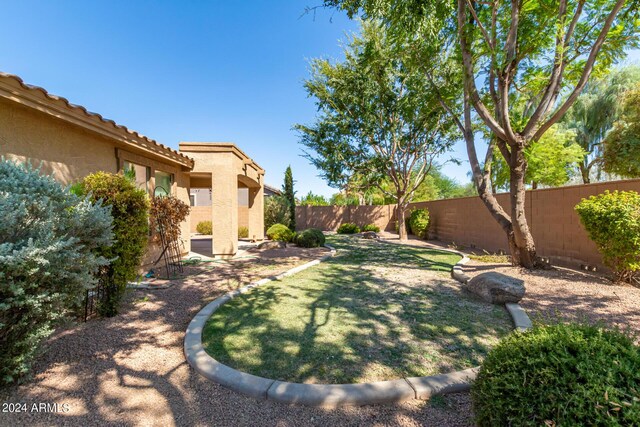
1;2;638;197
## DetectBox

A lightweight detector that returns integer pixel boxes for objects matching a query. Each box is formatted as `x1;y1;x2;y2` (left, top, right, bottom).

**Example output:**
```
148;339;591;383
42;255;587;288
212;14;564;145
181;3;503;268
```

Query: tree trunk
509;147;537;268
580;162;591;184
397;203;408;241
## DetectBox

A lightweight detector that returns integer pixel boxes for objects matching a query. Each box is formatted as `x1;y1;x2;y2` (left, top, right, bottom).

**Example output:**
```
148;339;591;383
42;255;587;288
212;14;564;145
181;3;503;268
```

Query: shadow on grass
203;236;512;384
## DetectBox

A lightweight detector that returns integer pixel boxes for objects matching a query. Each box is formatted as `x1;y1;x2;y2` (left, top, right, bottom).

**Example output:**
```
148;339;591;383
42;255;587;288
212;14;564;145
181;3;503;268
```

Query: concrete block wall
295;179;640;270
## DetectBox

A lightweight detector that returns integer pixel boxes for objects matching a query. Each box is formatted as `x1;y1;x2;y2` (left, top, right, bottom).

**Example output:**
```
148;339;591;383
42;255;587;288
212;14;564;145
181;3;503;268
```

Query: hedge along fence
295;179;640;271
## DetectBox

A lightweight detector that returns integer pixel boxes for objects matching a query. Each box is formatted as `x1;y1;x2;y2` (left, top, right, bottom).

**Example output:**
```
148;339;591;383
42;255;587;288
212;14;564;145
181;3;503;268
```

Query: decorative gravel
5;235;633;427
463;260;640;336
384;235;640;337
0;243;475;427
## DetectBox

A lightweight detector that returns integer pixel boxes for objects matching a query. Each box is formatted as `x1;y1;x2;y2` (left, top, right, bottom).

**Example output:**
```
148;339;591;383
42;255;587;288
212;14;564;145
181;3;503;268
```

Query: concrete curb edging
505;303;533;331
447;247;533;332
451;253;471;284
184;241;532;407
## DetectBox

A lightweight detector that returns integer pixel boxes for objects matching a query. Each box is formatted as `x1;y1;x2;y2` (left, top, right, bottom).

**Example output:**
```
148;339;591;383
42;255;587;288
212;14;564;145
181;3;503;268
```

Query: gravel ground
387;234;640;335
0;243;474;427
5;235;633;427
463;259;640;335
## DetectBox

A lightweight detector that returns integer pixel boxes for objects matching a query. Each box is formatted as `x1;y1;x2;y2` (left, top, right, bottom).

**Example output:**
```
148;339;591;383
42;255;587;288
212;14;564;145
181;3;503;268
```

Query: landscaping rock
360;231;379;239
258;241;286;250
465;272;525;304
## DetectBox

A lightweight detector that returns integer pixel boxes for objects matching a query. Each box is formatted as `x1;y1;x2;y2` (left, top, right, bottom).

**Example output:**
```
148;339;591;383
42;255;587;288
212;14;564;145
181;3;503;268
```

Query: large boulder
360;231;379;239
258;241;286;250
464;272;525;304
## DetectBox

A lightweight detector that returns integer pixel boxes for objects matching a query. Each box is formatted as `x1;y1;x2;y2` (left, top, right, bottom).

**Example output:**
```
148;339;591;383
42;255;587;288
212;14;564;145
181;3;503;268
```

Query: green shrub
575;190;640;283
295;228;326;248
337;223;360;234
264;195;291;231
196;220;212;235
472;322;640;426
362;224;380;232
0;160;113;384
238;226;249;239
408;209;430;239
76;172;149;316
266;223;295;242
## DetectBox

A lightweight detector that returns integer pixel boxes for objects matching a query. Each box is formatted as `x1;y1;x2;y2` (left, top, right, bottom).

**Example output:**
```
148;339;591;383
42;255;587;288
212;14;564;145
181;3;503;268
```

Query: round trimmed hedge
337;223;360;234
196;220;212;235
362;223;380;232
472;322;640;426
266;223;295;242
295;228;325;248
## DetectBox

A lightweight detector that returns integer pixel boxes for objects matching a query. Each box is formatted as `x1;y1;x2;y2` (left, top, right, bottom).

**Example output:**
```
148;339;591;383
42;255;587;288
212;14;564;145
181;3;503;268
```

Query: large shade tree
296;21;456;239
326;0;640;267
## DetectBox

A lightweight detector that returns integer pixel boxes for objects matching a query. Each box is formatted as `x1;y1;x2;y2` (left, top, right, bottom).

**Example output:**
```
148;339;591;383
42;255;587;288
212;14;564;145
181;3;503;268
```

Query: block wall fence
295;179;640;270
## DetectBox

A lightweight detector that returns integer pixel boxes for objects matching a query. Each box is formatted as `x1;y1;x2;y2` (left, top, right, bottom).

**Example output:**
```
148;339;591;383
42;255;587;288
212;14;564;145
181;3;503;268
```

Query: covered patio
179;142;265;258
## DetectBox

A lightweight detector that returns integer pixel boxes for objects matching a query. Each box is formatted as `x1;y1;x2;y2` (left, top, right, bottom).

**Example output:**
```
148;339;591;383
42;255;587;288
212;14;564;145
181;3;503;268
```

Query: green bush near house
0;160;113;385
266;223;295;242
264;195;291;231
196;221;212;235
472;322;640;426
295;228;326;248
337;223;360;234
575;190;640;284
75;172;149;317
409;209;430;239
238;226;249;239
362;223;380;232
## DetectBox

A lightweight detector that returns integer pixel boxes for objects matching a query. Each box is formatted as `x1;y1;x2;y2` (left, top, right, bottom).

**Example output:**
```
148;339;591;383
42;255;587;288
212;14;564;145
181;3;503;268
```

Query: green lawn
202;235;512;384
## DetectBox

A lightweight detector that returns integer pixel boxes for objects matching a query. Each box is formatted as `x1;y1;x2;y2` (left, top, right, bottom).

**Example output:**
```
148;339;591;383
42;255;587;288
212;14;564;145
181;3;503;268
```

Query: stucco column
248;184;264;241
176;170;191;255
211;169;238;257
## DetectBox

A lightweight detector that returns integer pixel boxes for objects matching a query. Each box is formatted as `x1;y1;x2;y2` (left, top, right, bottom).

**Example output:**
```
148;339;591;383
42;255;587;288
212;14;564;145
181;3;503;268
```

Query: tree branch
533;0;627;141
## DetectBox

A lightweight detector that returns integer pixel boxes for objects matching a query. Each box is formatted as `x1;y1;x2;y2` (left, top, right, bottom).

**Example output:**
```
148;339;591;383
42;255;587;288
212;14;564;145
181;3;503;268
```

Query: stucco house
0;72;264;263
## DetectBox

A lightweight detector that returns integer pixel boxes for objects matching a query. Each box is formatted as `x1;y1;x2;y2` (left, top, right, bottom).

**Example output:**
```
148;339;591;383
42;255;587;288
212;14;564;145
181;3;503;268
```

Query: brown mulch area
0;244;473;427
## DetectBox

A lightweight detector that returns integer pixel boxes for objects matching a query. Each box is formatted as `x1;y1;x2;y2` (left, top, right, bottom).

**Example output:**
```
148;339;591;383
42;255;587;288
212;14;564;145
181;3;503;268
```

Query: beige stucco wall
0;98;192;267
190;206;214;233
0;98;118;182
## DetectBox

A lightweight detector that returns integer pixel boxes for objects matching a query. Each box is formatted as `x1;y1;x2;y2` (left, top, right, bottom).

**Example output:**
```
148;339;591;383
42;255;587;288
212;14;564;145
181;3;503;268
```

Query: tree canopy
491;125;584;191
296;20;456;239
602;83;640;178
299;191;330;206
563;66;640;182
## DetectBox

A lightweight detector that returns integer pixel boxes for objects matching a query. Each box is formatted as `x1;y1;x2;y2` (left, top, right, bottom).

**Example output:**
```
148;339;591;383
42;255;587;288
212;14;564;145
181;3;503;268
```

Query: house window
123;161;149;192
155;170;173;196
189;195;195;206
